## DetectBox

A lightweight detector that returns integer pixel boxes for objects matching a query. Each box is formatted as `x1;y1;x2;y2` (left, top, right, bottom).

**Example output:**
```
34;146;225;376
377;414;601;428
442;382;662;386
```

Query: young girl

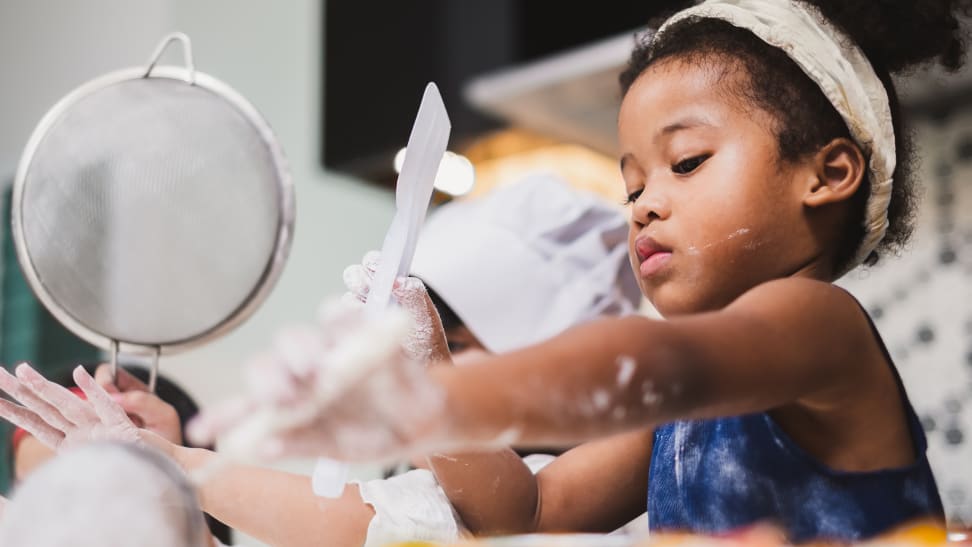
1;0;966;543
189;0;966;542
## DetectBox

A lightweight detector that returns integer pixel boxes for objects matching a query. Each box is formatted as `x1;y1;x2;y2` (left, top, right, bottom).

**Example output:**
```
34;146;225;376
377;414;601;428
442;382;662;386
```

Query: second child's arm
428;429;653;535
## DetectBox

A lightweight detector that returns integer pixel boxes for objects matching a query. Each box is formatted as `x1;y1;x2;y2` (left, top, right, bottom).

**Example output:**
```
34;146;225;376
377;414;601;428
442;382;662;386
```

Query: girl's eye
447;341;468;353
672;155;710;175
624;189;643;205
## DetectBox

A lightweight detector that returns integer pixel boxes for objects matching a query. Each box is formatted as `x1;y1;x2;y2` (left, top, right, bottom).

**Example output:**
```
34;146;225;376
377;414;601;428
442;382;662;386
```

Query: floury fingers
189;301;451;464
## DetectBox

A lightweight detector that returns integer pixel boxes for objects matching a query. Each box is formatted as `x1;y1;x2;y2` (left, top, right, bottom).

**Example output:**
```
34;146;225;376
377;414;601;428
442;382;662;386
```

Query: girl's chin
646;288;704;318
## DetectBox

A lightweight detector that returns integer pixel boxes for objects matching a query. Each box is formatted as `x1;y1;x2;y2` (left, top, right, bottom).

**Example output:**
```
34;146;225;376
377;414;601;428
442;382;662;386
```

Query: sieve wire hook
148;346;160;393
110;341;160;394
110;340;119;386
144;32;196;84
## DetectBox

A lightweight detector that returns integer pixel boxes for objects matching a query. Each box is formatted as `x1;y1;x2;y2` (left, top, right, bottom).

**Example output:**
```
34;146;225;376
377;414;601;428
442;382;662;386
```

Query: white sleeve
351;455;554;547
353;469;464;547
521;453;556;474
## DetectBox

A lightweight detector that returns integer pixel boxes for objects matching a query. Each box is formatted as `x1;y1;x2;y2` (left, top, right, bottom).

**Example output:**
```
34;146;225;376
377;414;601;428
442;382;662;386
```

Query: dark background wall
322;0;661;184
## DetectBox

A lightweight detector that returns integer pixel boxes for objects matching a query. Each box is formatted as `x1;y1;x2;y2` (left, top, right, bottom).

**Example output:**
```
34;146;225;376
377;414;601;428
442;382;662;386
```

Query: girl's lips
635;237;673;277
639;251;673;277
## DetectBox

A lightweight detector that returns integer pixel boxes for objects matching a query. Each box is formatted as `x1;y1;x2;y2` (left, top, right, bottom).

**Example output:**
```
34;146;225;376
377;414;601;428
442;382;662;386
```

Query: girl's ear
802;138;867;208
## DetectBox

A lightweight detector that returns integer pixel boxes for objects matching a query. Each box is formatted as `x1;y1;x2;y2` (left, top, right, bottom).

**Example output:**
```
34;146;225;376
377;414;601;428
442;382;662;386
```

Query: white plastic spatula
365;82;451;314
313;82;451;497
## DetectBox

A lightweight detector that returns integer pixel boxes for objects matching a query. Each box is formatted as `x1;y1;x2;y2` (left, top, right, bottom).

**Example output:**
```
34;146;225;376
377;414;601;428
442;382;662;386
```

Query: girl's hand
93;365;184;445
0;364;172;457
343;250;451;365
188;300;451;463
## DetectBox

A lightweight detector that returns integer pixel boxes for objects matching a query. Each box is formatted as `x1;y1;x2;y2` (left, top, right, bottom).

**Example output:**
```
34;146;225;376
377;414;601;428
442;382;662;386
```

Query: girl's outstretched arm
434;278;900;463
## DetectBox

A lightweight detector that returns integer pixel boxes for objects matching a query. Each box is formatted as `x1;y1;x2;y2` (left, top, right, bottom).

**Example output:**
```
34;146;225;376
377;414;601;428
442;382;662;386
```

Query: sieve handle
144;32;196;84
109;342;160;393
110;340;119;385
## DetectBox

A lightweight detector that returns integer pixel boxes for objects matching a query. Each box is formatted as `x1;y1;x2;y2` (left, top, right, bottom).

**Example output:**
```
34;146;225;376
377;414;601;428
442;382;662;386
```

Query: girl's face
619;59;822;316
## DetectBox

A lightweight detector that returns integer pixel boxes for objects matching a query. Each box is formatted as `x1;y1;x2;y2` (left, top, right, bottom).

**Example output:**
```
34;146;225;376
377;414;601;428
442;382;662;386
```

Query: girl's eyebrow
620;114;717;169
660;115;716;136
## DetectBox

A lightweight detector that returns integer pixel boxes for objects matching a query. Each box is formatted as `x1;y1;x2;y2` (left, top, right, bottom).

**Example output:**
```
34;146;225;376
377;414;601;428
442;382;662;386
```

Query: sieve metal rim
11;65;295;356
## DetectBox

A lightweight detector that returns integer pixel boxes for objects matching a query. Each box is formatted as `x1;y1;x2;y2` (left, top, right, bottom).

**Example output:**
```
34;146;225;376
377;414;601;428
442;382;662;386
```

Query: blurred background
0;1;969;544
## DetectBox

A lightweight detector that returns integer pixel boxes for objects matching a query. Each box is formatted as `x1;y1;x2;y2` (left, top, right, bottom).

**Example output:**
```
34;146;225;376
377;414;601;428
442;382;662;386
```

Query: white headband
656;0;895;273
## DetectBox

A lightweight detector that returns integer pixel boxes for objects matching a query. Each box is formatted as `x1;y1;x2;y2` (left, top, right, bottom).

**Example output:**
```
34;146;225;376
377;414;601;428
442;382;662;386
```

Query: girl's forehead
621;70;727;135
619;60;770;143
623;60;740;116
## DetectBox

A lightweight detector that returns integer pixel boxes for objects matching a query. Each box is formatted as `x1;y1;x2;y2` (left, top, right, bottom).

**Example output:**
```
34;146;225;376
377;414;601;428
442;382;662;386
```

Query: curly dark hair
620;0;971;275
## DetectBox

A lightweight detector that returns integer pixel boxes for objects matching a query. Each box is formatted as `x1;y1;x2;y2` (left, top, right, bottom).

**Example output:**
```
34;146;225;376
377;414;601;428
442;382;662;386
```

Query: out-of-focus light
434;152;475;196
393;147;407;173
393;148;476;197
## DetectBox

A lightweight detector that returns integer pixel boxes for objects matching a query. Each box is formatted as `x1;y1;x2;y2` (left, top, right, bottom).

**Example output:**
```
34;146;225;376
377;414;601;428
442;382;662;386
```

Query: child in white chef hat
336;173;642;545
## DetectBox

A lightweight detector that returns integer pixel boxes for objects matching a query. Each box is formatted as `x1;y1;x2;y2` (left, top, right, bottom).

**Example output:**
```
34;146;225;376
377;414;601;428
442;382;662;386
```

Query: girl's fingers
73;366;132;426
15;364;96;427
0;399;65;449
244;352;302;405
92;364;147;394
113;366;150;393
273;327;325;379
0;367;74;432
262;428;345;461
342;264;371;299
186;397;257;447
362;250;381;274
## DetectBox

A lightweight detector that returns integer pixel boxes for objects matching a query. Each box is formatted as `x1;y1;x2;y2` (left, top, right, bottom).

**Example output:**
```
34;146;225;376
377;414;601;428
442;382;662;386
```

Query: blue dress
647;313;944;543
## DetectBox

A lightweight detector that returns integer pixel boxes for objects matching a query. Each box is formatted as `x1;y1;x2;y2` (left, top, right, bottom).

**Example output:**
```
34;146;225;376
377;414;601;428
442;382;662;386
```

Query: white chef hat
410;173;641;354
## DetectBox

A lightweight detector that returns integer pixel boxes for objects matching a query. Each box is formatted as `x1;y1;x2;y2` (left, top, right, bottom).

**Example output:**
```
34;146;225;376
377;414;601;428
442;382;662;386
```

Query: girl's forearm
433;316;691;448
172;445;374;547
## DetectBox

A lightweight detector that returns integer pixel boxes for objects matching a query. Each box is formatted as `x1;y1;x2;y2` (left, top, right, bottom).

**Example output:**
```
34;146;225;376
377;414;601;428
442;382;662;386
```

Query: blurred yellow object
866;520;948;545
387;519;952;546
459;129;623;206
